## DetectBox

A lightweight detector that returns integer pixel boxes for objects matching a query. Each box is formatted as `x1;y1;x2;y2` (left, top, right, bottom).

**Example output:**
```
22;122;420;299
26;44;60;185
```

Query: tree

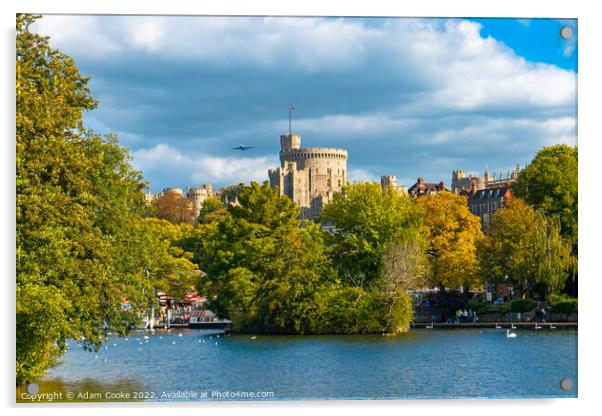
188;182;337;334
197;196;224;224
511;145;578;249
321;182;424;288
375;238;429;332
16;14;149;383
478;198;573;298
151;191;195;225
119;219;200;316
16;14;197;384
416;191;484;290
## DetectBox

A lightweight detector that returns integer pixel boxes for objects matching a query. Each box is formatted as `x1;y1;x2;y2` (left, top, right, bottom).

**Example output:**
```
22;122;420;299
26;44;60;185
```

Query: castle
451;166;522;194
268;134;348;219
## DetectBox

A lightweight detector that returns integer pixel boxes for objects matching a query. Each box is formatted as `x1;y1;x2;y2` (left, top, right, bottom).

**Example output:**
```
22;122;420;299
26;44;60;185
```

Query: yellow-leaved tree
416;191;484;291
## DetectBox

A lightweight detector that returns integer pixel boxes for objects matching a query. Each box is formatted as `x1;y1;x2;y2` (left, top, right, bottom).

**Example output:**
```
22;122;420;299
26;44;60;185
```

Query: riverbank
412;322;577;329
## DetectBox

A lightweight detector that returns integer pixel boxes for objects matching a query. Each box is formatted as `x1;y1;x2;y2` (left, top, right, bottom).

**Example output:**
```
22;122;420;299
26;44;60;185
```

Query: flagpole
288;105;292;135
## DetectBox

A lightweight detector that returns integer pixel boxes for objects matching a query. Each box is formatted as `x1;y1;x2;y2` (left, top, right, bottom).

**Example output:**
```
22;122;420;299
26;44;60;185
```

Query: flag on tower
288;103;295;110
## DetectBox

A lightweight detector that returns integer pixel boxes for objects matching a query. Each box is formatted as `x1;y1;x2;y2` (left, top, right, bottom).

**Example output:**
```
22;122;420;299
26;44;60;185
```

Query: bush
510;299;537;313
466;301;489;314
549;298;578;315
465;300;509;315
548;293;572;304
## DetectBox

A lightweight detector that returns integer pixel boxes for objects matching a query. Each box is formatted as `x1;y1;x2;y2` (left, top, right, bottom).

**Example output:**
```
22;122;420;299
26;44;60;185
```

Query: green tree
118;219;200;320
416;191;484;290
478;198;573;298
16;14;196;383
197;196;224;224
321;182;424;289
511;144;578;249
188;182;337;334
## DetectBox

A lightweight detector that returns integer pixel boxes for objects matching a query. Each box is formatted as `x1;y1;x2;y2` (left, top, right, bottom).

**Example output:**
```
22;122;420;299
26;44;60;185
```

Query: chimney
418;177;424;185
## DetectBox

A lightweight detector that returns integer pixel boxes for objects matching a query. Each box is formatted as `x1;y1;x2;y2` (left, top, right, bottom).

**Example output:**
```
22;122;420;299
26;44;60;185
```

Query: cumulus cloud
35;16;577;191
132;144;277;190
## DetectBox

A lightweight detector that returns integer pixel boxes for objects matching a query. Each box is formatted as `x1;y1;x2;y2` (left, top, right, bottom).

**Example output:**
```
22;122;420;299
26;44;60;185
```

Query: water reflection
17;378;144;403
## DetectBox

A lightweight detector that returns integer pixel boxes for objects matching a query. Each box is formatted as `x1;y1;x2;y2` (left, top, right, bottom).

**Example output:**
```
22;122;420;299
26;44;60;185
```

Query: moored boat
188;309;232;330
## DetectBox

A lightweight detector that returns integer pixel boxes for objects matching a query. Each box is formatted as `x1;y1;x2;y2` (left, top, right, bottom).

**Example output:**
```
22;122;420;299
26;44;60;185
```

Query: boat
188;309;232;330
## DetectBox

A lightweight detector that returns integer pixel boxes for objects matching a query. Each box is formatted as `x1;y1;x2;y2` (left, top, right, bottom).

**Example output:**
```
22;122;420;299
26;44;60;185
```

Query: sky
36;15;578;192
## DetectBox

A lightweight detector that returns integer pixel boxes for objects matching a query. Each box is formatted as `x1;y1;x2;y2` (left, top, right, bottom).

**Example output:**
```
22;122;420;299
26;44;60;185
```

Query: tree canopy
16;14;196;384
320;182;425;288
184;182;336;333
151;191;195;225
416;191;484;290
478;198;573;298
511;144;578;249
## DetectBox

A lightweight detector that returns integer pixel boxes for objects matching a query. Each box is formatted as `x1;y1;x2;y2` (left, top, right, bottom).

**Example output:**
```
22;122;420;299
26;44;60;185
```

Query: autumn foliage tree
416;191;484;291
152;191;195;225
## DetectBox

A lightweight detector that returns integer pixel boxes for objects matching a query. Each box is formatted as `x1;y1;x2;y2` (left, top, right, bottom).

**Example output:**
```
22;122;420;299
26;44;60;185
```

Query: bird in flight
232;144;254;151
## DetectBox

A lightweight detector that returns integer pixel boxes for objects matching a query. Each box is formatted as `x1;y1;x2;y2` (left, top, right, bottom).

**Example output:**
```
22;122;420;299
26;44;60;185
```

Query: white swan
511;323;516;329
425;322;434;329
534;323;542;329
506;329;517;338
549;324;557;329
495;323;501;329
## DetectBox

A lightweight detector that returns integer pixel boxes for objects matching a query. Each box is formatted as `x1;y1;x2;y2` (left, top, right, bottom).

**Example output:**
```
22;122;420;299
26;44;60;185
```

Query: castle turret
381;175;398;191
280;134;301;152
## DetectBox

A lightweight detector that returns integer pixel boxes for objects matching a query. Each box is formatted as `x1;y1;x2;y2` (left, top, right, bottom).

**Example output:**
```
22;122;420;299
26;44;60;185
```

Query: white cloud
35;15;577;190
348;168;378;183
132;144;278;189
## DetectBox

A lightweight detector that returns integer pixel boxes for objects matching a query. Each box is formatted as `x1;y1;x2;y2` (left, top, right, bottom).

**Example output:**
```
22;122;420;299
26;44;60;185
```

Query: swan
511;323;516;329
495;323;501;329
549;324;557;329
506;329;517;338
534;323;542;329
426;322;434;329
251;336;257;340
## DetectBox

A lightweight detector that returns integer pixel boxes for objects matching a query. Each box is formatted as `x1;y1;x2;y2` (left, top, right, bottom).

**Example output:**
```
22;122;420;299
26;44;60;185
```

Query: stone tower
269;133;348;219
451;170;485;194
380;175;398;190
186;184;213;218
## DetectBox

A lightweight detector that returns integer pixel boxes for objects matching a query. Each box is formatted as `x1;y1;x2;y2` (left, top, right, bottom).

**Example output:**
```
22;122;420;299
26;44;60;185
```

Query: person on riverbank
462;309;468;323
455;309;462;323
468;309;474;323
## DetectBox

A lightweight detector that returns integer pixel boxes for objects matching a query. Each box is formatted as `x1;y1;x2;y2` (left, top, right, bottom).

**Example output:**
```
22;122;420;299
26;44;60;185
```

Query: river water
18;328;577;401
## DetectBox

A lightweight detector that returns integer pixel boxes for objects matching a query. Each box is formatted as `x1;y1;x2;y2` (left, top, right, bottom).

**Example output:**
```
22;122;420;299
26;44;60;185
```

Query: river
17;328;577;402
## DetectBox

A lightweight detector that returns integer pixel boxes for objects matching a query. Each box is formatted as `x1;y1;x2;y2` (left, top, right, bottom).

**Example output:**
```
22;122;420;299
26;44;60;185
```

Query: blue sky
37;16;577;192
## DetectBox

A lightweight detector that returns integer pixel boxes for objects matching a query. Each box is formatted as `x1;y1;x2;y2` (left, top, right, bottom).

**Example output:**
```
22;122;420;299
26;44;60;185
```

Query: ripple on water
33;328;577;401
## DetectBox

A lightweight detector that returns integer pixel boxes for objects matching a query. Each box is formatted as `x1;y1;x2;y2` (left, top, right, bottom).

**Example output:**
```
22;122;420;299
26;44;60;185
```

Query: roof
408;177;448;196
